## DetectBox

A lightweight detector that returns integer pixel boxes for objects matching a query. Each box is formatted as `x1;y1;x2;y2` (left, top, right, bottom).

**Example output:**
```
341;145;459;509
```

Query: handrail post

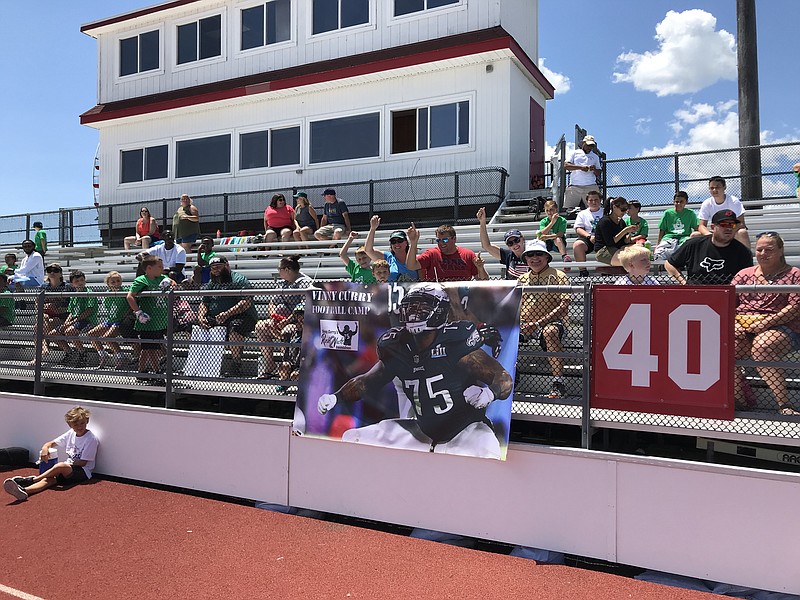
223;193;229;235
453;171;460;222
164;289;176;408
107;204;114;248
369;180;375;215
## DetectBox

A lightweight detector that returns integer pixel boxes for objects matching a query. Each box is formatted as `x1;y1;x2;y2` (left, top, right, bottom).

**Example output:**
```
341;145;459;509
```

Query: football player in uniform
317;282;513;458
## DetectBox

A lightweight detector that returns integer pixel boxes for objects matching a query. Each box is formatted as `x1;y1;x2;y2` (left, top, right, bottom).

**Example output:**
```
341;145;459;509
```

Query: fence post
581;283;593;449
164;289;176;409
498;168;508;202
673;153;680;194
453;171;460;222
32;290;46;396
223;194;229;235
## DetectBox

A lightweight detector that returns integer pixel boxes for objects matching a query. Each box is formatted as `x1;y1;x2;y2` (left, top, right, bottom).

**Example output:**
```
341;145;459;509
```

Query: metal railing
0;167;509;249
3;281;799;448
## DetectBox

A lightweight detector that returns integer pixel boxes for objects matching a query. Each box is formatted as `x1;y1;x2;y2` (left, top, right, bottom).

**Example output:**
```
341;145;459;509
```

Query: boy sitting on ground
3;406;99;502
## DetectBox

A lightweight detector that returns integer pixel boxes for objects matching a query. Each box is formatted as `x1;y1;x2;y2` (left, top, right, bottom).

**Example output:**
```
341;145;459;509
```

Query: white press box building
81;0;554;204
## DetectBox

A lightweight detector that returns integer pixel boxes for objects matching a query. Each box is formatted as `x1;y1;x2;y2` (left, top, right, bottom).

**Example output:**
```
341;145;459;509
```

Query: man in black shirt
665;209;752;285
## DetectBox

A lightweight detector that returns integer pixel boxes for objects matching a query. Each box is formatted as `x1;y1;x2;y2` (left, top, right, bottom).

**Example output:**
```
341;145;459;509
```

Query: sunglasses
141;209;149;213
389;238;405;244
436;237;451;244
757;231;779;239
505;237;521;246
616;205;629;212
715;221;737;229
526;252;549;258
46;267;62;273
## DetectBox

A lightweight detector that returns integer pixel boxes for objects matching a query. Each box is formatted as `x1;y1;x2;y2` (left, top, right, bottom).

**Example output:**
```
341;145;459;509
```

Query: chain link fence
2;279;800;445
603;141;800;206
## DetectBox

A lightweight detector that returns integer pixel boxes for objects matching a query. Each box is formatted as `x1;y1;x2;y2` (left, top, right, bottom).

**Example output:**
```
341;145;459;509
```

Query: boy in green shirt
191;236;217;288
339;231;376;283
0;273;15;327
33;222;48;257
127;255;174;382
58;270;99;367
0;253;16;276
537;200;571;262
653;191;700;260
623;200;649;242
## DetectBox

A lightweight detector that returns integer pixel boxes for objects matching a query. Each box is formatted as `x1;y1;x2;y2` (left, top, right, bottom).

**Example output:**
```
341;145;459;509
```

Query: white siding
96;56;535;204
89;0;537;104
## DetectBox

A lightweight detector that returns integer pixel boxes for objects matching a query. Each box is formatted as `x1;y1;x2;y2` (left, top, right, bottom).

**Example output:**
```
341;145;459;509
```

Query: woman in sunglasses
594;196;638;267
732;232;800;416
364;214;419;282
123;207;161;250
27;263;74;365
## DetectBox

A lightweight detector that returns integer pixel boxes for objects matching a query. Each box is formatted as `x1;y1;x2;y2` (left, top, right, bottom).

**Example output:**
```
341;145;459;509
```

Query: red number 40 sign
591;286;735;420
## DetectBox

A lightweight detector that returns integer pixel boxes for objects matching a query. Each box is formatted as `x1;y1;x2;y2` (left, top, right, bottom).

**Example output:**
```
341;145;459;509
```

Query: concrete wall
3;392;797;593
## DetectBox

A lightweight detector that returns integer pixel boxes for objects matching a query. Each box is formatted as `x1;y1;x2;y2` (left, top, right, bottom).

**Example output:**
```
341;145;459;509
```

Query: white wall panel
91;0;537;104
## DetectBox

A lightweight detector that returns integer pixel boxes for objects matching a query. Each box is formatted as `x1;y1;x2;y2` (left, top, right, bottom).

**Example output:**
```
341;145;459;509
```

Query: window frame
234;121;303;174
307;108;383;166
173;9;227;71
387;94;474;158
116;25;164;81
174;131;233;180
236;0;295;57
117;140;171;186
388;0;465;24
308;0;375;40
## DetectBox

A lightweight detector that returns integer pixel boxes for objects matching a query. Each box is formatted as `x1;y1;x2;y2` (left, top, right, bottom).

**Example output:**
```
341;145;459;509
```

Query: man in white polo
563;135;602;211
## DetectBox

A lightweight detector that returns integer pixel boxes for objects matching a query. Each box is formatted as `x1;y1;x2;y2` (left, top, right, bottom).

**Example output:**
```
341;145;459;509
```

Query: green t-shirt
67;292;99;325
624;216;649;240
0;264;12;275
658;208;699;243
130;274;170;331
346;260;376;283
0;289;15;325
537;215;568;238
198;250;217;266
34;229;47;255
201;271;257;319
104;288;131;323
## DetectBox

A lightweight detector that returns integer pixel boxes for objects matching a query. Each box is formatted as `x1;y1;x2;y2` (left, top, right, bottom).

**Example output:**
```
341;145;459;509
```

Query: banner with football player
294;280;522;460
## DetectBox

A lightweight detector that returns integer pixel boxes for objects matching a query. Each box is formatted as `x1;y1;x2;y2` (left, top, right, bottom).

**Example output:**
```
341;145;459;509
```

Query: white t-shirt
574;207;604;235
53;429;100;478
567;149;601;186
698;194;745;222
147;244;187;268
614;275;659;286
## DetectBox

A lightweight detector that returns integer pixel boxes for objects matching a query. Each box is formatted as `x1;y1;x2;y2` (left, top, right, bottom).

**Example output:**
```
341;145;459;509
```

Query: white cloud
538;58;571;95
634;117;652;135
613;10;736;96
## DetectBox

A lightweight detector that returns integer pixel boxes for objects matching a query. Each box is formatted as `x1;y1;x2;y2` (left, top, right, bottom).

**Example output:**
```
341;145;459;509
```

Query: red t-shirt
417;246;478;281
264;205;296;228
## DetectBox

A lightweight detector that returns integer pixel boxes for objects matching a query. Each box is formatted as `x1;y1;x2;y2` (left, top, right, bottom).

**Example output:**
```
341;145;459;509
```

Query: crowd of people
2;174;799;415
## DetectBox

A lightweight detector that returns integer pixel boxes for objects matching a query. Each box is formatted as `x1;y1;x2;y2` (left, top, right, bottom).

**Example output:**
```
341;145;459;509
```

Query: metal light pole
737;0;762;201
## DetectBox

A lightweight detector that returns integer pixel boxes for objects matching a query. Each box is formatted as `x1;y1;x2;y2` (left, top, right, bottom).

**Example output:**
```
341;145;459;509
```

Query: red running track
0;469;718;600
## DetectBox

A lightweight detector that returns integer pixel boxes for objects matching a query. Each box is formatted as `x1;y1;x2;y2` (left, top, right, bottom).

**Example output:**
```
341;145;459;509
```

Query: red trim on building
81;27;553;124
81;0;203;34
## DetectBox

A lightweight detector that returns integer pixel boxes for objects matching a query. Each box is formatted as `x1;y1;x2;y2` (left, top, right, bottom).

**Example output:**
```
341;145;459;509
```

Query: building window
239;126;301;169
310;113;379;163
176;135;231;178
394;0;459;17
312;0;369;35
120;145;168;183
119;30;160;76
241;0;291;50
391;101;469;154
177;15;222;64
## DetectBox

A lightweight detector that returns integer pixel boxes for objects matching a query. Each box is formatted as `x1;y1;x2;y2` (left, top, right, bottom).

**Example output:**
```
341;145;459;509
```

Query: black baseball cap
712;209;739;224
389;230;407;242
293;191;308;199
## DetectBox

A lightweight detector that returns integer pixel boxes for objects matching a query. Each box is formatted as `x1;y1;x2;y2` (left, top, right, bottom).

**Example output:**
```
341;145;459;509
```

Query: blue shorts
102;320;122;329
176;233;199;245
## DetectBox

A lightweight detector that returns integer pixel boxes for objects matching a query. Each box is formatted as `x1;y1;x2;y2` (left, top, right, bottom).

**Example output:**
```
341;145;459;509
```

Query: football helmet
399;283;450;334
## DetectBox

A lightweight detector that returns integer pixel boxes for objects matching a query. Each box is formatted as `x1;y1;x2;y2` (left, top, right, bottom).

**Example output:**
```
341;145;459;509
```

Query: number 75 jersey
376;321;489;443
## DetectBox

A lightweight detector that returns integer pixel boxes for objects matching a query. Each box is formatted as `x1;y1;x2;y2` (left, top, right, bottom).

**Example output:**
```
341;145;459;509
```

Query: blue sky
1;1;797;213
